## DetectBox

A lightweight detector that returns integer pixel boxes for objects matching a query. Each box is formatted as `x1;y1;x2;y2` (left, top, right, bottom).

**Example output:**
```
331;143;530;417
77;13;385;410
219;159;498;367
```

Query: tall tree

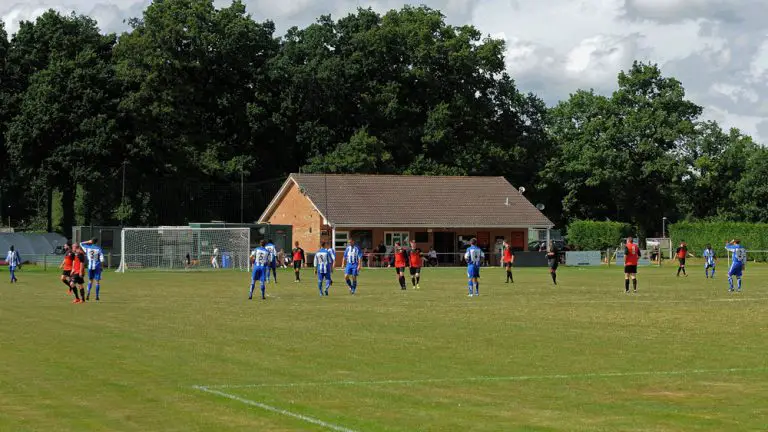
540;62;702;233
114;0;279;224
0;21;12;226
677;121;756;220
276;6;550;184
5;11;116;234
732;146;768;222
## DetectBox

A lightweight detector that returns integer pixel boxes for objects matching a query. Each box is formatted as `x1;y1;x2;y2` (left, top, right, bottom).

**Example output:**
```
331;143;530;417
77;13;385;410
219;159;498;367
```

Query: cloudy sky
3;0;767;143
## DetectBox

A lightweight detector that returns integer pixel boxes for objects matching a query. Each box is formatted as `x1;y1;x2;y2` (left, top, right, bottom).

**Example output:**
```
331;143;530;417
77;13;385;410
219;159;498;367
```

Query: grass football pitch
1;264;767;431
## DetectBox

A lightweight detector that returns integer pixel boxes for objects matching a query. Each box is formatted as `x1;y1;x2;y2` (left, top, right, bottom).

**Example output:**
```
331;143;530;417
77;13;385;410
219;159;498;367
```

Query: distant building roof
259;174;553;228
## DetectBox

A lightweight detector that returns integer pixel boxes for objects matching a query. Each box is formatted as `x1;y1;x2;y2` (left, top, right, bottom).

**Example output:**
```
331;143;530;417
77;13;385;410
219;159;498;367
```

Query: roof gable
261;174;552;228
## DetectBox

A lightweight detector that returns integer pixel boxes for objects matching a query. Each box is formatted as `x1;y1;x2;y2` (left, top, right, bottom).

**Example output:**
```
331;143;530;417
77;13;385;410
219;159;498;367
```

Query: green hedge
567;220;632;251
669;221;768;261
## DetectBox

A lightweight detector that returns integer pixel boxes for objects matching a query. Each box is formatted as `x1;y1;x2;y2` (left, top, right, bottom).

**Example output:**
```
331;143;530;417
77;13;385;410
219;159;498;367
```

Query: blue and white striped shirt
251;247;270;269
703;248;716;266
731;246;746;265
5;250;20;269
265;243;277;263
314;248;334;274
344;245;362;265
465;246;484;266
80;243;104;270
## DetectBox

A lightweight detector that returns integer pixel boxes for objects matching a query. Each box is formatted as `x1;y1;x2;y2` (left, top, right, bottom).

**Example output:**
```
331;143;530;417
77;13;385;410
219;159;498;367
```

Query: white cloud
749;38;768;81
702;105;764;140
709;83;759;104
564;34;639;84
1;0;767;143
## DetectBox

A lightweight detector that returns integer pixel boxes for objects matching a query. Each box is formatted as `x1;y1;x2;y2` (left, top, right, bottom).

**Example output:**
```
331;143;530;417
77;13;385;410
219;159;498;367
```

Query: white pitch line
193;385;358;432
533;297;768;304
200;367;768;390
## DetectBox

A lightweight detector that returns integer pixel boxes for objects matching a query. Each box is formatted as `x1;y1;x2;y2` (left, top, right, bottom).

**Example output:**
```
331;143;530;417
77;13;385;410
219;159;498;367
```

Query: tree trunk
61;184;75;239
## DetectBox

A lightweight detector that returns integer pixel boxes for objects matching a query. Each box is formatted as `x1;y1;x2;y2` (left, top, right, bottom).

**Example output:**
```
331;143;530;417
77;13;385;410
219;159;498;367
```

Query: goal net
116;227;250;272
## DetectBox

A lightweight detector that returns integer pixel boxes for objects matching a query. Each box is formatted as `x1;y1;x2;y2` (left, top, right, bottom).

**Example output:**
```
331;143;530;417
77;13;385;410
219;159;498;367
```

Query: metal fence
0;253;122;271
299;252;555;268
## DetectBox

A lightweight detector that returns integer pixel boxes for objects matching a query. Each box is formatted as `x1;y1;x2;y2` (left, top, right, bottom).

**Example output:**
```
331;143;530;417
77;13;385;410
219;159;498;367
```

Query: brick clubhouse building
258;174;553;264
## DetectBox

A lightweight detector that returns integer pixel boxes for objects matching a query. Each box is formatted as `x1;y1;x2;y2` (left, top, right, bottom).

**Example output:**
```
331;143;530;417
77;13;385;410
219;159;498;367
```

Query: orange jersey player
70;245;87;304
676;241;689;277
624;236;640;294
408;244;422;289
60;244;75;293
391;242;409;290
502;241;515;283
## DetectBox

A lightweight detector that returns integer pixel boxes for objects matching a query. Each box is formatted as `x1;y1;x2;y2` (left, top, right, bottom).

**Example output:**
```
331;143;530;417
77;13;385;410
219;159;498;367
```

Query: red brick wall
267;181;321;250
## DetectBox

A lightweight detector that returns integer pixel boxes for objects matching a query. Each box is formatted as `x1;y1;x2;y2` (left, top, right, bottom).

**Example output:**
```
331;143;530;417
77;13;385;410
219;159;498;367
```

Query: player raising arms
59;243;74;293
390;242;409;290
314;241;334;296
265;239;278;284
703;244;717;278
546;240;559;285
675;241;688;277
409;242;422;289
292;241;306;282
465;238;484;296
727;239;746;293
502;240;515;283
70;244;86;303
249;240;270;300
81;238;104;301
342;239;363;294
623;236;640;294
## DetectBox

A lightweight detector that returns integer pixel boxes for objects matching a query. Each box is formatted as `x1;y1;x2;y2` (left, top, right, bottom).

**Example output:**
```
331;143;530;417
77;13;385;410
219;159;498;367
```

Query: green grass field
1;264;767;431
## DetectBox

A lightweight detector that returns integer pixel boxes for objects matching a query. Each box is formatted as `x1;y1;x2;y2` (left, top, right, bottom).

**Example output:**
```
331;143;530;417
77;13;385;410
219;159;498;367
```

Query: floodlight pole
240;161;244;224
121;160;127;227
662;216;667;257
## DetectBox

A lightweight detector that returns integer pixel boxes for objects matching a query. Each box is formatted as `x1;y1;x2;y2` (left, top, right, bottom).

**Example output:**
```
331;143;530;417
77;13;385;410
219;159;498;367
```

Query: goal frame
116;226;251;272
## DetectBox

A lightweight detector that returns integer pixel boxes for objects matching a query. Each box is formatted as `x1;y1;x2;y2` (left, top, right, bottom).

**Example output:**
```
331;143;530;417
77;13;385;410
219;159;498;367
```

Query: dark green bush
567;220;632;251
669;221;768;261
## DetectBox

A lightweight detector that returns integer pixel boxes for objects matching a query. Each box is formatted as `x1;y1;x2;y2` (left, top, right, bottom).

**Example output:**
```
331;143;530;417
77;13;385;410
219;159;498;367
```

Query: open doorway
433;232;456;264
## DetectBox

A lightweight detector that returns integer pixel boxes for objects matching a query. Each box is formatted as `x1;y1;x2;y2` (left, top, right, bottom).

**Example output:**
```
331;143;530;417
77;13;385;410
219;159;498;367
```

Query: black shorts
72;275;84;285
409;267;421;275
504;262;513;269
624;265;637;274
549;262;558;270
293;260;303;269
395;266;405;274
678;258;686;266
62;270;71;277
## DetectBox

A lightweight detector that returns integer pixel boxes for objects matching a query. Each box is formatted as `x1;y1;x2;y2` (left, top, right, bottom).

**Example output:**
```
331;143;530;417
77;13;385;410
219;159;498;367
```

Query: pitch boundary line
199;367;768;390
192;385;359;432
533;297;768;304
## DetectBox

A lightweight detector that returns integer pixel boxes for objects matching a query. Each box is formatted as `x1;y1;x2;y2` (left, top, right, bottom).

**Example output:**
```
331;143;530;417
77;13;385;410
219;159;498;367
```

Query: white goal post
116;227;251;272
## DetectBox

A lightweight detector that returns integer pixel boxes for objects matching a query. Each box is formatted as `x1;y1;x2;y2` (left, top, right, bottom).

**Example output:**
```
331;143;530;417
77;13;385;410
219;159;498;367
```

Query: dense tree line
0;0;765;237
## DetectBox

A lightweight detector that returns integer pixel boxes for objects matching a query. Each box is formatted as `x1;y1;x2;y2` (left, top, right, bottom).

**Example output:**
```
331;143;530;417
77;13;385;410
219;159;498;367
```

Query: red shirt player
70;246;87;303
624;236;640;293
60;244;75;293
291;241;306;282
391;242;409;290
502;241;515;283
409;246;422;289
675;241;688;277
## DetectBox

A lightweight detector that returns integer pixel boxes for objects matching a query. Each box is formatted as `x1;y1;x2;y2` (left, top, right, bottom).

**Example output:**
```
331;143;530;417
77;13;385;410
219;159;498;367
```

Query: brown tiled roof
262;174;553;228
